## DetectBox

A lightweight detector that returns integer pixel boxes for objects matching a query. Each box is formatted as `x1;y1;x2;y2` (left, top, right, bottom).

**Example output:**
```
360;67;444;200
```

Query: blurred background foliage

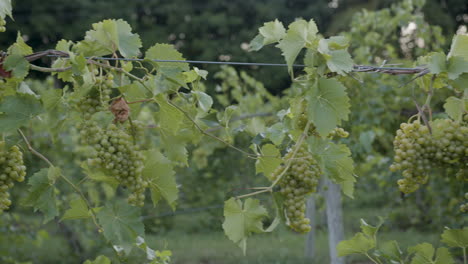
0;0;467;263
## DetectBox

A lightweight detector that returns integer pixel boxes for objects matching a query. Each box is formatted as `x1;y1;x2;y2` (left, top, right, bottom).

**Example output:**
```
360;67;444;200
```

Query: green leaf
3;54;29;79
444;96;467;122
61;198;91;220
306;78;350;137
309;139;356;197
259;19;286;45
360;218;384;238
441;227;468;248
337;232;375;256
142;149;178;210
276;19;318;74
97;200;144;255
408;243;454;264
426;52;447;74
76;19;141;58
193;91;213;113
83;255;111;264
222;198;268;255
379;240;403;262
317;37;354;75
155;95;184;136
8;33;33;56
23;167;60;223
40;89;63;111
255;144;281;180
0;95;44;133
249;34;265;52
447;56;468;80
0;0;12;19
265;122;286;146
448;34;468;60
145;43;189;71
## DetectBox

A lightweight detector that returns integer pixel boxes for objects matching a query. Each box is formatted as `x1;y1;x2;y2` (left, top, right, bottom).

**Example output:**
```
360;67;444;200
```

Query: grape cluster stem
235;121;312;199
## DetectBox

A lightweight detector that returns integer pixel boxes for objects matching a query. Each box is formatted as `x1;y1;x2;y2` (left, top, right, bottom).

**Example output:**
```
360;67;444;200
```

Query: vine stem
166;98;259;159
17;129;101;231
235;121;311;199
365;253;381;264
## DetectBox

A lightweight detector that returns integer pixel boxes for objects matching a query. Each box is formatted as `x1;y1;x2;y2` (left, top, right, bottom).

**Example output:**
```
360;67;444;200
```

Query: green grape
0;142;27;213
270;143;321;233
80;121;147;207
391;119;467;194
295;114;318;136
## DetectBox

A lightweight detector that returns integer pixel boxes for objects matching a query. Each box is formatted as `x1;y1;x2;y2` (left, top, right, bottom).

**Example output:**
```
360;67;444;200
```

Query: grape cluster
390;119;468;194
0;17;6;32
295;114;318;136
328;127;349;139
0;143;27;213
79;121;147;206
77;73;113;120
296;114;349;139
270;144;321;233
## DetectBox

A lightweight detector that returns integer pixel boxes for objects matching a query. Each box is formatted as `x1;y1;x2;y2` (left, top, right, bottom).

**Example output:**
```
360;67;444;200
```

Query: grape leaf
23;167;60;223
426;52;447;74
193;91;213;113
142;149;178;210
306;78;350;137
145;43;189;71
259;19;286;45
155;95;184;136
249;34;265;52
255;144;281;180
441;227;468;248
83;256;111;264
0;0;12;19
8;33;33;56
447;56;468;80
444;96;467;122
96;200;145;255
448;34;468;60
0;95;44;133
61;198;90;220
309;138;356;198
276;19;318;74
317;37;354;75
379;240;403;262
3;54;29;79
222;198;268;255
408;243;454;264
337;233;375;256
40;89;63;111
160;134;189;166
76;19;142;58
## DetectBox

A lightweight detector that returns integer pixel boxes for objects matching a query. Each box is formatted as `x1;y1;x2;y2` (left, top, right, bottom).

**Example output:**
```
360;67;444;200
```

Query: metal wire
47;54;306;68
46;54;429;75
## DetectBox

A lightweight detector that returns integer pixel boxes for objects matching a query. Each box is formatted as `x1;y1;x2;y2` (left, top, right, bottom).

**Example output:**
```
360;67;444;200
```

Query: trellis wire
40;51;429;75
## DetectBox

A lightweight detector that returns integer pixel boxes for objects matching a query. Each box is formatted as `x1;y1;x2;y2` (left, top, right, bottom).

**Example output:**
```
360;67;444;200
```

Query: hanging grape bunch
80;121;147;206
0;142;27;213
390;118;468;194
270;143;321;233
76;71;113;120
